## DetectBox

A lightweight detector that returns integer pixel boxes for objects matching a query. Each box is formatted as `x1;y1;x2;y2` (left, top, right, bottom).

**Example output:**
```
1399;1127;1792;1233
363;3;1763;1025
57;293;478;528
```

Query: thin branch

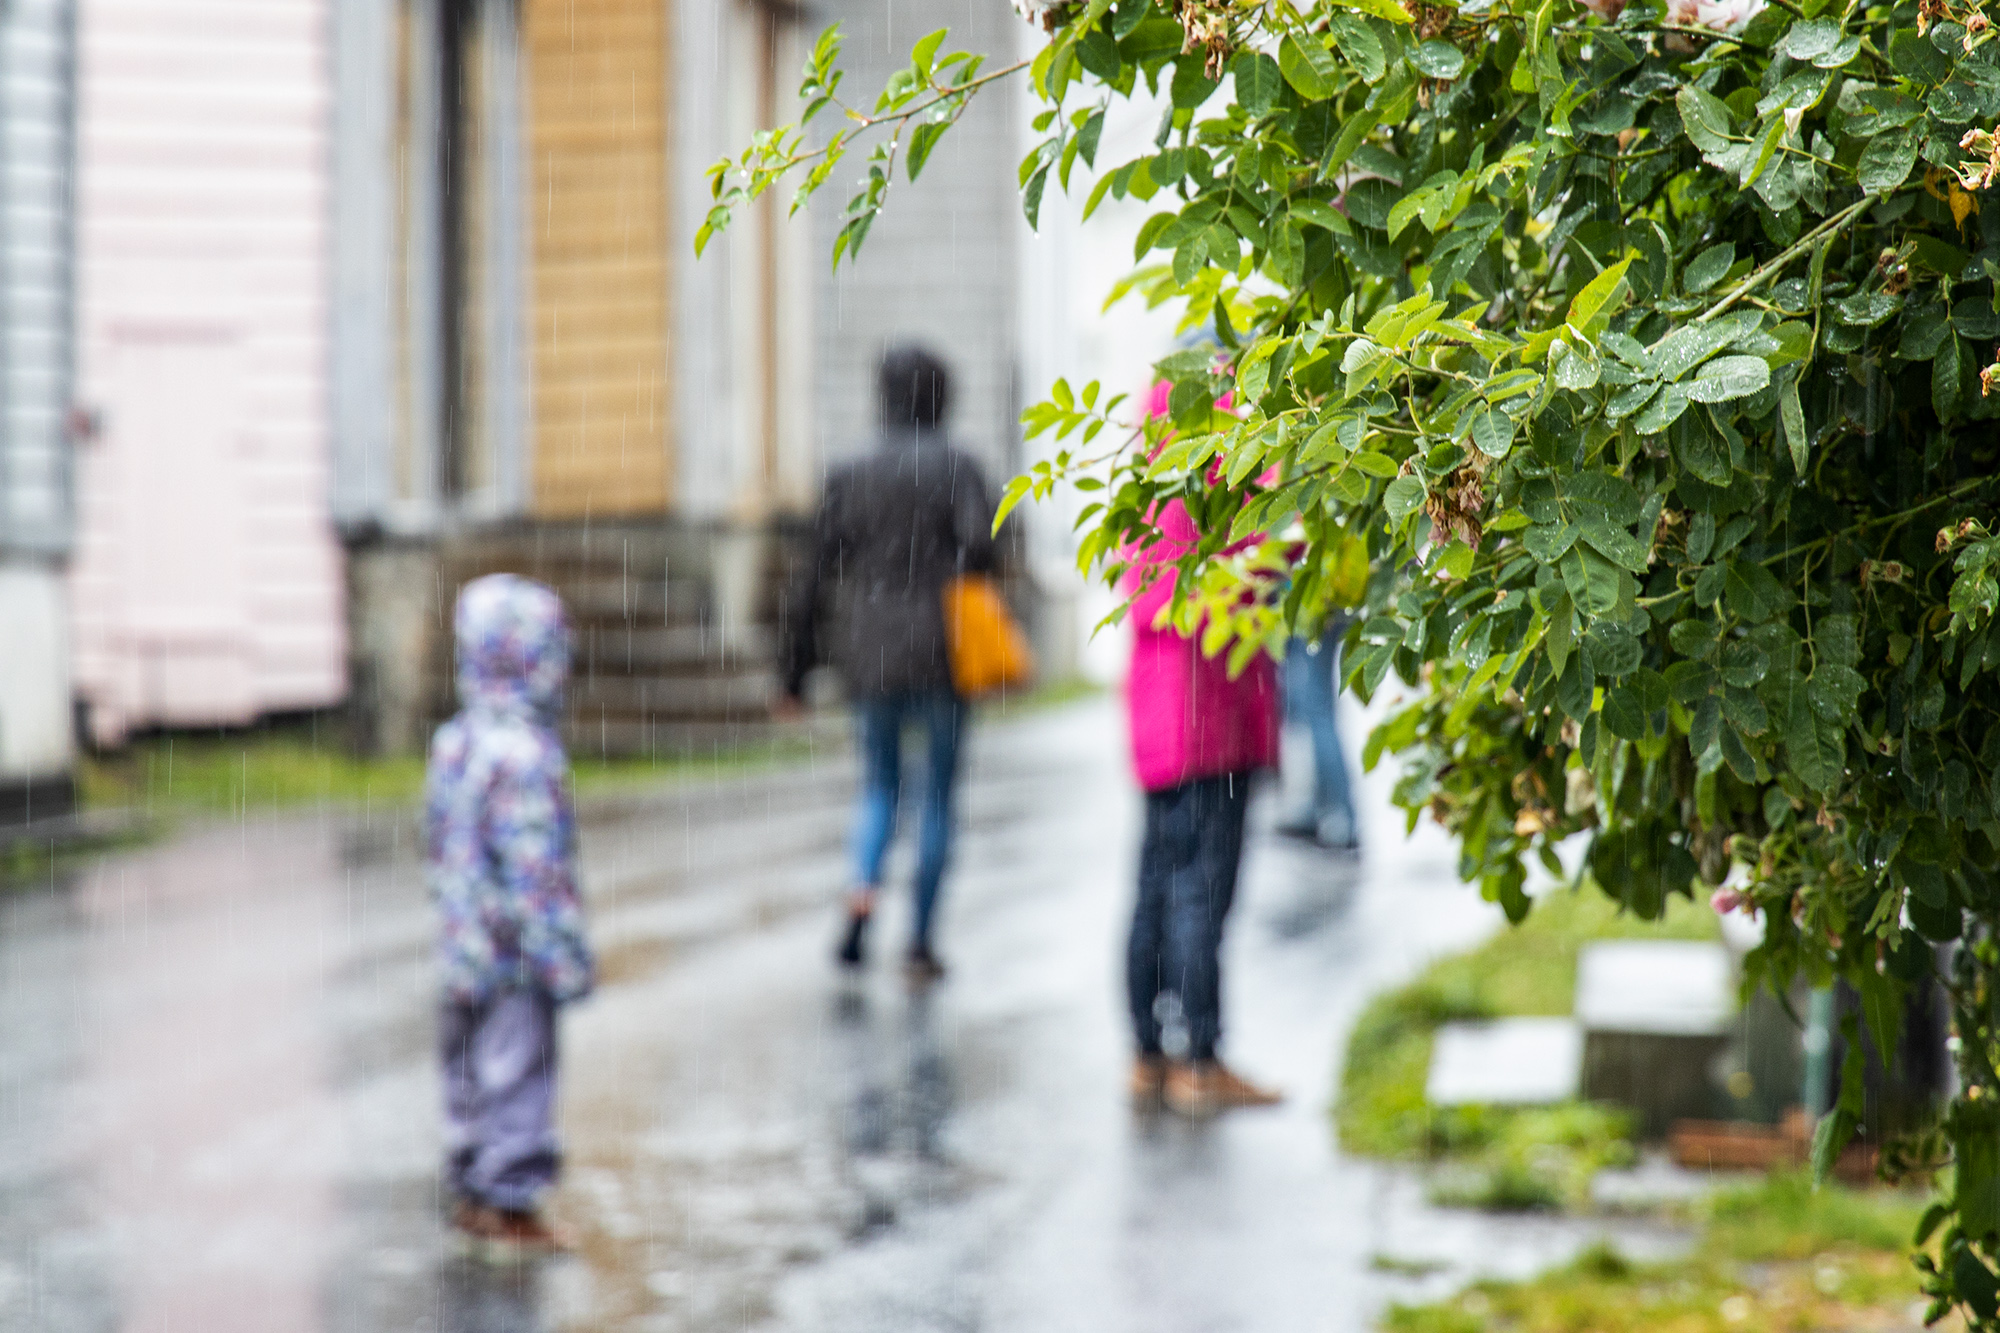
1615;21;1756;47
1695;194;1875;324
1768;475;1990;568
744;58;1034;182
1636;474;1998;611
843;58;1033;131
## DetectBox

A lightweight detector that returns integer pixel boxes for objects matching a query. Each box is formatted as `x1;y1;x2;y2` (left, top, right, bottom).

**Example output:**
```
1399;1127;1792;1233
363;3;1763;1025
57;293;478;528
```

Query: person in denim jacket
426;573;594;1251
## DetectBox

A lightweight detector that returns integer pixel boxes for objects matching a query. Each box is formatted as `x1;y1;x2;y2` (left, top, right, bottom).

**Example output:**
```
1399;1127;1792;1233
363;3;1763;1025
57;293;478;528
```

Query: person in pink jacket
1124;381;1284;1117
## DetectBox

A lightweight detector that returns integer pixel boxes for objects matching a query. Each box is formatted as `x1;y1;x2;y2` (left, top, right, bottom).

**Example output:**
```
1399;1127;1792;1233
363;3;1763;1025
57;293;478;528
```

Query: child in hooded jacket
426;573;594;1249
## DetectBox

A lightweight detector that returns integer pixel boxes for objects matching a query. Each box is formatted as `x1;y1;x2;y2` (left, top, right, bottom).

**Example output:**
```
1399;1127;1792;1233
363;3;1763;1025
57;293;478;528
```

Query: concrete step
437;544;714;625
564;716;810;759
552;576;713;626
442;523;687;571
574;623;771;673
569;670;779;719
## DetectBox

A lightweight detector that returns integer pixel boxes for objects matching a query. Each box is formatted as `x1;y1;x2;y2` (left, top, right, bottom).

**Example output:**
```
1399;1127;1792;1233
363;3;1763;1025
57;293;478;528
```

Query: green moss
1383;1173;1930;1333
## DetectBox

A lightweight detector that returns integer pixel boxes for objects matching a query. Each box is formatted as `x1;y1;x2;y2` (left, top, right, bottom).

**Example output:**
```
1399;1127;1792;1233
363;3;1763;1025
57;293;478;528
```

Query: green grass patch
79;728;428;816
1383;1172;1934;1333
982;675;1105;718
1338;885;1722;1205
77;682;1101;821
14;687;1099;891
0;721;819;891
77;720;825;820
1703;1169;1919;1262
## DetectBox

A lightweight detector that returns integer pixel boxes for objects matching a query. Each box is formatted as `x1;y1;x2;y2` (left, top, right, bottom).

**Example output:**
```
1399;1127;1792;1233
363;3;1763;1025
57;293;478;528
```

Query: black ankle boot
836;911;871;967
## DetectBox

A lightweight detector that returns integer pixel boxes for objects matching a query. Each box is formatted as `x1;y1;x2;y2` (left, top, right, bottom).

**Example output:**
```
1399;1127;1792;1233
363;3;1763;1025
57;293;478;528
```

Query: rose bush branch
712;0;2000;1319
697;25;1030;265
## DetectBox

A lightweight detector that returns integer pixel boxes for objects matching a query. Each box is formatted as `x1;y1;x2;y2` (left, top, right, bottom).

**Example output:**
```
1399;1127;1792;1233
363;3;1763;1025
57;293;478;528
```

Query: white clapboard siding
67;0;344;742
0;0;74;555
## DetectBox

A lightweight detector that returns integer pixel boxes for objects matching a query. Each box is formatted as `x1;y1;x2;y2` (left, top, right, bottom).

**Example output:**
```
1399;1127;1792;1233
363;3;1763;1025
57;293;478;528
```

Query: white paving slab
1576;940;1735;1037
1426;1017;1583;1106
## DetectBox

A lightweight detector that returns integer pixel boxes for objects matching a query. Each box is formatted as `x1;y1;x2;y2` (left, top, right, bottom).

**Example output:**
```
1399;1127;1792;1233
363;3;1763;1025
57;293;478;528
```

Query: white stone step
1576;941;1735;1037
1426;1017;1584;1107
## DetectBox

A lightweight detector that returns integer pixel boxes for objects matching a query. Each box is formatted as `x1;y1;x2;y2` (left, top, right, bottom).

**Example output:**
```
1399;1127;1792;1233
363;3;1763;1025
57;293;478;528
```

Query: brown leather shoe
1164;1060;1283;1116
1130;1054;1169;1105
487;1208;574;1256
1208;1062;1284;1108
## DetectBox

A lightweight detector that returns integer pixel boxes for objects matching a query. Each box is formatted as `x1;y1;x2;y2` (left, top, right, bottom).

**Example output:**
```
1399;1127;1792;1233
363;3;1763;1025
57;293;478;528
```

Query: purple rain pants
439;987;560;1212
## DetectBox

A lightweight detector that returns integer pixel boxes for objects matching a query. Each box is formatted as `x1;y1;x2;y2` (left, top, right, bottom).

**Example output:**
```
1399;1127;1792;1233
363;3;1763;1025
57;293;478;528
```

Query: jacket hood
454;573;570;721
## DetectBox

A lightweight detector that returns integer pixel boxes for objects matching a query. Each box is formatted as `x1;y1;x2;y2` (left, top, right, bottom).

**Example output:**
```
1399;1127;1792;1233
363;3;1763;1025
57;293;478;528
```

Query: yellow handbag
942;575;1035;697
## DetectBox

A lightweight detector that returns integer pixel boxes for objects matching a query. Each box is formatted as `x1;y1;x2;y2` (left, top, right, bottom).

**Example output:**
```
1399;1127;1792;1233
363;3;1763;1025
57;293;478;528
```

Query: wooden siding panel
67;0;346;741
0;0;76;554
525;0;671;519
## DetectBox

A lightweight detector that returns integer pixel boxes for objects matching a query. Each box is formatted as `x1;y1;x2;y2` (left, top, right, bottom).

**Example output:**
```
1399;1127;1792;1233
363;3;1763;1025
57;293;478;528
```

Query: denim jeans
1282;628;1357;845
851;690;968;951
1127;773;1251;1063
440;986;559;1211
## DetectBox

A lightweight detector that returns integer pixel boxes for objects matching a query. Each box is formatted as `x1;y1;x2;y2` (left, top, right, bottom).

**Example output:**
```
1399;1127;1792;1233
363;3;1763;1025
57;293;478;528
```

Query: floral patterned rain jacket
425;573;595;1004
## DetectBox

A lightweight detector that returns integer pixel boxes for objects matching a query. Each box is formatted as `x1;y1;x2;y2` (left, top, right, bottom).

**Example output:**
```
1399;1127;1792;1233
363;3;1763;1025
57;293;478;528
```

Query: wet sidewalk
0;700;1680;1333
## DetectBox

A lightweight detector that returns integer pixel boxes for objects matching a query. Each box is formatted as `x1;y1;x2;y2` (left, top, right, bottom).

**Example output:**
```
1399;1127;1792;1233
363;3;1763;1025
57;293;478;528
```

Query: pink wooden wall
68;0;345;744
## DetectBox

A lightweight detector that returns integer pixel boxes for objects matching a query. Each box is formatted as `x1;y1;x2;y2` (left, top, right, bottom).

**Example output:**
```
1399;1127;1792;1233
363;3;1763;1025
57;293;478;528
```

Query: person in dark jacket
781;346;996;980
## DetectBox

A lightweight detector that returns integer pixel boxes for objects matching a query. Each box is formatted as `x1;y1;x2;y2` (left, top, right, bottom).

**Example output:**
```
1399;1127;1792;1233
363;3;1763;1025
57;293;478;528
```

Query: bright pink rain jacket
1123;382;1280;793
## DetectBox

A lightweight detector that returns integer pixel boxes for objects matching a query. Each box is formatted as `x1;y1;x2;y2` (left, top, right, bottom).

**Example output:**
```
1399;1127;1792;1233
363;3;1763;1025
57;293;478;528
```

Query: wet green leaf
1676;86;1736;154
1411;39;1465;79
1684;354;1772;404
1524;521;1579;563
1781;375;1808;475
1327;13;1385;82
1858;128;1919;195
1684;243;1736;295
1578;518;1649;573
1279;31;1341;98
1384;474;1427;523
1231;51;1284;115
1470;407;1516;458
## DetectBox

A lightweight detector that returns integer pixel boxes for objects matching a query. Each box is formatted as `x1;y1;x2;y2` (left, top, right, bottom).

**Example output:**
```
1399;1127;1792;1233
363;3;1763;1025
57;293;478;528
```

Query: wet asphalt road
0;698;1684;1332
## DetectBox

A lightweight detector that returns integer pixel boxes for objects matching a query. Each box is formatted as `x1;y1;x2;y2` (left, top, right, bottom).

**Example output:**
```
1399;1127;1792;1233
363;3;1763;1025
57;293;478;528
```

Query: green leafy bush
709;0;2000;1315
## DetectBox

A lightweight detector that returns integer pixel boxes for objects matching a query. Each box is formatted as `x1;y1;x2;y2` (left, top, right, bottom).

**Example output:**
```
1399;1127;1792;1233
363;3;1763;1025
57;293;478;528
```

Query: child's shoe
498;1208;572;1251
452;1198;496;1232
449;1199;504;1255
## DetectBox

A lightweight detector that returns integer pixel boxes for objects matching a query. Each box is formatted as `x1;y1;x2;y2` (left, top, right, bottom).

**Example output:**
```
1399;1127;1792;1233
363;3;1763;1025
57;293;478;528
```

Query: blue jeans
1127;773;1251;1063
1283;629;1357;845
851;691;968;952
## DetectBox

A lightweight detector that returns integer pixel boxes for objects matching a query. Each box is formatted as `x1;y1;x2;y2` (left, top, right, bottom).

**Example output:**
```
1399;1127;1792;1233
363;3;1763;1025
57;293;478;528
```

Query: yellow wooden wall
524;0;672;517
